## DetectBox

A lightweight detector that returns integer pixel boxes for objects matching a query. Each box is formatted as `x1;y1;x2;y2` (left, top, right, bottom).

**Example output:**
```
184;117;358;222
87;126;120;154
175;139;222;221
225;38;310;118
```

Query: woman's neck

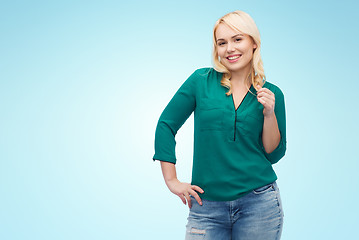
229;65;252;88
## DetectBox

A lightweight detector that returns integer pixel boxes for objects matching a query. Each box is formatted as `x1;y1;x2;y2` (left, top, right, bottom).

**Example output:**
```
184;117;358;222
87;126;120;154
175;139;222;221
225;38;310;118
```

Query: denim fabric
185;181;284;240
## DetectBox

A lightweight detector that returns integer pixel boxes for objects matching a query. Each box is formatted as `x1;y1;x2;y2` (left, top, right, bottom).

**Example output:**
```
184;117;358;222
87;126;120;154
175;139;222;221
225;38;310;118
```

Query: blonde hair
212;10;266;96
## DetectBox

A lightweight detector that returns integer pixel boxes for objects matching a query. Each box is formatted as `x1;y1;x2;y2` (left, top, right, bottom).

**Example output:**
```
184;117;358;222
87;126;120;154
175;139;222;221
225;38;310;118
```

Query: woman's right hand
165;179;204;208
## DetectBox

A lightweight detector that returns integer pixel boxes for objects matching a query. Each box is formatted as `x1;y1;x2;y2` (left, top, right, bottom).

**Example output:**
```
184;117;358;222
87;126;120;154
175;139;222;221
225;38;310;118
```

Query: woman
153;10;286;240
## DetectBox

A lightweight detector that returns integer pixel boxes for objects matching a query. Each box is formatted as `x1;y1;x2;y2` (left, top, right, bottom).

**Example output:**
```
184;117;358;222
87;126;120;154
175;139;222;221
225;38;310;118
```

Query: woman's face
215;23;257;74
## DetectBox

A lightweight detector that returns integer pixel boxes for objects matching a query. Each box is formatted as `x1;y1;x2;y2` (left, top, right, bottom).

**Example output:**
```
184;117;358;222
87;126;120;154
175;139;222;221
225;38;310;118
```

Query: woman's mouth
226;54;242;63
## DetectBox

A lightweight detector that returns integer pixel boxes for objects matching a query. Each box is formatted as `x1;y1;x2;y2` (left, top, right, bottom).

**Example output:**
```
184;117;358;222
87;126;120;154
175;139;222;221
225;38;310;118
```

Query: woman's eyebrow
216;34;244;42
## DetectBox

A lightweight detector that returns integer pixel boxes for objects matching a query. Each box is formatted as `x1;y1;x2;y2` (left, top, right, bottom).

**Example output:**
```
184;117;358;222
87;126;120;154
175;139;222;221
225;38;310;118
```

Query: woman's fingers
258;97;268;108
258;96;273;105
257;92;274;101
178;194;186;205
191;185;204;194
190;185;204;206
257;87;272;95
175;183;205;208
184;193;192;208
257;92;275;108
257;89;274;99
189;189;203;206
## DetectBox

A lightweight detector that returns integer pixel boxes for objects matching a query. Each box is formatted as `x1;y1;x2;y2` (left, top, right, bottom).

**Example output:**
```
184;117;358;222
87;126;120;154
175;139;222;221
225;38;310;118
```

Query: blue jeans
185;181;284;240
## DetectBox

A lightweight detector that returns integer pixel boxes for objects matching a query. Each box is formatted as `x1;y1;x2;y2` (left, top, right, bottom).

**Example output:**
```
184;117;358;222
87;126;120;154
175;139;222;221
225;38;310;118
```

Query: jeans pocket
252;182;275;194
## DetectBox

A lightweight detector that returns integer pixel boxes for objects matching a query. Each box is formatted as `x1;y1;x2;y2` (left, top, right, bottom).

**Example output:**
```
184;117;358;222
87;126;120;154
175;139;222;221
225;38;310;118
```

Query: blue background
1;0;358;239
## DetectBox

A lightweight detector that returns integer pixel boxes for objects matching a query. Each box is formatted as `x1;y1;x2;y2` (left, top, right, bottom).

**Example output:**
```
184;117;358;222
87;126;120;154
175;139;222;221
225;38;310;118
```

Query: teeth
228;55;240;60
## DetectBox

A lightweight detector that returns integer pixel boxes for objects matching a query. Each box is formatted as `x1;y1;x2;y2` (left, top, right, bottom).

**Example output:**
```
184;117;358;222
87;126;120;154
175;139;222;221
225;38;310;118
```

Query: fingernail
200;202;202;205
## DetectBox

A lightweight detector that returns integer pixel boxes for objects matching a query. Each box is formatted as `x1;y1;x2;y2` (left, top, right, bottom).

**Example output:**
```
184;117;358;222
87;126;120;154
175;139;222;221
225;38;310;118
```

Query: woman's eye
218;42;225;46
235;38;242;42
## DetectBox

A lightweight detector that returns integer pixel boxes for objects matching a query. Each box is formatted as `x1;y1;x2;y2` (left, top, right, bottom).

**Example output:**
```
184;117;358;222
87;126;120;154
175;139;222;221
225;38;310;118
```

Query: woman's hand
160;161;204;208
165;178;204;208
256;84;275;117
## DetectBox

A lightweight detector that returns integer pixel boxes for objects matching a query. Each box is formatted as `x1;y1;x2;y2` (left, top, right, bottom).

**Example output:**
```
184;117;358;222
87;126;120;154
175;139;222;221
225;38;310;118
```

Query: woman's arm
262;113;280;153
160;161;203;208
153;70;199;164
153;70;205;207
257;84;287;163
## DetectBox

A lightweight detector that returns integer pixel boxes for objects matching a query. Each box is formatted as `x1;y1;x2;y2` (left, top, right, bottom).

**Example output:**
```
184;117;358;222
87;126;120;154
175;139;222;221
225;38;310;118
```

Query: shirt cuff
262;131;286;164
152;154;177;164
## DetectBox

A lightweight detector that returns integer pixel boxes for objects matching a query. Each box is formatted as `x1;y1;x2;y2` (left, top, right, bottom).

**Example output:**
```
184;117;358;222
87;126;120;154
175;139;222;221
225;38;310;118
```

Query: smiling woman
216;28;257;75
153;10;286;240
212;11;265;98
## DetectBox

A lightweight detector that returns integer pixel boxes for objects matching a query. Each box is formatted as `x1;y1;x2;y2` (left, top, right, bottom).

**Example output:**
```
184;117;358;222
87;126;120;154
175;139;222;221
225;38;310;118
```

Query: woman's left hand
256;85;275;117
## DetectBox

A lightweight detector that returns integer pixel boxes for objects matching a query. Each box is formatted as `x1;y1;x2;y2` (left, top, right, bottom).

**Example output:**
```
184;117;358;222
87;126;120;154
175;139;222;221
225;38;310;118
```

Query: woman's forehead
215;24;245;40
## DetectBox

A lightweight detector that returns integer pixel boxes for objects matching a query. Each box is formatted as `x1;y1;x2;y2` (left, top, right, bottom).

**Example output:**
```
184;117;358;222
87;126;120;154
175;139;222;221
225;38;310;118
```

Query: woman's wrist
165;178;180;189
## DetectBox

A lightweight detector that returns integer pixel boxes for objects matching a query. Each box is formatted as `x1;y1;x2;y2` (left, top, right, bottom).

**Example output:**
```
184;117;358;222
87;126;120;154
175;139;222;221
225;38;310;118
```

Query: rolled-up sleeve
262;87;287;164
152;70;199;164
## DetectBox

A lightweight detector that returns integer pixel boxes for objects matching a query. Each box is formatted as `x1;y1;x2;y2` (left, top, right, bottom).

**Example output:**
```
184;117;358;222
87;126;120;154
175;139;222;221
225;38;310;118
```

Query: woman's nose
226;42;235;52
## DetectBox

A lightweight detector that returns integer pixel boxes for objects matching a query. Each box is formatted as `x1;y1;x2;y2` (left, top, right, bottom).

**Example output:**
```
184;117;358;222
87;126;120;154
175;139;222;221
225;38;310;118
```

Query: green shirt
153;67;287;201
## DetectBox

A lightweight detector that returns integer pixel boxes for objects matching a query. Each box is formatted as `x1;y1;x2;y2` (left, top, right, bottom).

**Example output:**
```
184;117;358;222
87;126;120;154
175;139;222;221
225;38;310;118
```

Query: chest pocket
238;111;264;137
198;98;224;131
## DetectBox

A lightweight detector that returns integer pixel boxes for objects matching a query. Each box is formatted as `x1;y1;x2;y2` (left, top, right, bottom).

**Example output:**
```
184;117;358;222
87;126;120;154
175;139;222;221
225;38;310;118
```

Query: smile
226;54;242;62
